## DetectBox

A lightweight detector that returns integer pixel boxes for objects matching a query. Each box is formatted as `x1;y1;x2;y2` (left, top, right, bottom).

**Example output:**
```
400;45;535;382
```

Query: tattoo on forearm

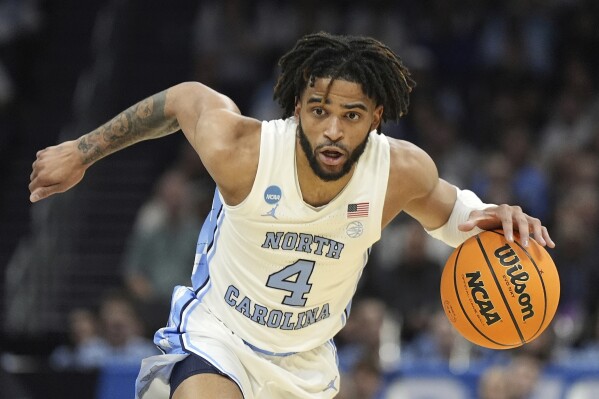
77;90;179;164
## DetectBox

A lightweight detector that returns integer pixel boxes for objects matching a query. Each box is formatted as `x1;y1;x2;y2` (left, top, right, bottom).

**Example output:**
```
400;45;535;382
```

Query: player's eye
347;112;360;121
312;108;326;117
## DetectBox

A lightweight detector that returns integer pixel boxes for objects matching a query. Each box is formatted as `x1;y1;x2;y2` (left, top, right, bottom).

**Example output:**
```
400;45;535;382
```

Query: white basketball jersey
156;117;390;355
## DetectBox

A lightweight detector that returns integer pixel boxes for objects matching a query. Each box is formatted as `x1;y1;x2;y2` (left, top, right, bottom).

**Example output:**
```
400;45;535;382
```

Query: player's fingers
541;226;555;248
30;159;39;181
28;175;42;193
30;189;44;202
529;217;545;246
515;212;531;247
497;205;514;242
29;172;61;201
30;184;61;203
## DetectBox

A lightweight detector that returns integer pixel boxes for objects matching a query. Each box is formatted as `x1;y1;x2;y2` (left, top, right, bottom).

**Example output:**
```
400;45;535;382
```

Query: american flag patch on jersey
347;202;369;218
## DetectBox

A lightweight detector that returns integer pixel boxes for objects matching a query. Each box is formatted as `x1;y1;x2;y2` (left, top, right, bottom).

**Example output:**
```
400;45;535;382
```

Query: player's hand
29;140;88;203
458;205;555;248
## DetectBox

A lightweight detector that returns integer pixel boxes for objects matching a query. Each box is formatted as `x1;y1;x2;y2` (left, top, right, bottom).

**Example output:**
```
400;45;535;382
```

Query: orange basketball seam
489;230;551;343
511;239;549;342
476;235;526;345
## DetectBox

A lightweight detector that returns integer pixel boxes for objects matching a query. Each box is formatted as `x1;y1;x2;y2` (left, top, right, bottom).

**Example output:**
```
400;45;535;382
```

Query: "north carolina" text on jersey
224;285;330;330
261;232;345;259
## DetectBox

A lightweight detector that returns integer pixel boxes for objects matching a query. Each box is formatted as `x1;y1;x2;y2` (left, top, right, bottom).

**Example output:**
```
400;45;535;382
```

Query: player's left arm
385;138;554;248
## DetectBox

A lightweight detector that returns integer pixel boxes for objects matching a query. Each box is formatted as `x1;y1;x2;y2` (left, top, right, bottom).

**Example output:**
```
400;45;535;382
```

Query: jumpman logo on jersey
323;376;338;392
262;203;279;219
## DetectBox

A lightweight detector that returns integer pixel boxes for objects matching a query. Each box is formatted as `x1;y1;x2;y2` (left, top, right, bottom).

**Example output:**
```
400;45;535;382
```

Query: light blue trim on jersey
154;283;212;354
342;301;351;327
326;339;339;367
242;339;298;357
243;338;336;358
192;189;224;290
154;189;225;355
180;281;211;333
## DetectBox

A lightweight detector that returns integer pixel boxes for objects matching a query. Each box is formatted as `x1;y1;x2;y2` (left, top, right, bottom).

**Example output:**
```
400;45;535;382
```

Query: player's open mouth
318;148;346;166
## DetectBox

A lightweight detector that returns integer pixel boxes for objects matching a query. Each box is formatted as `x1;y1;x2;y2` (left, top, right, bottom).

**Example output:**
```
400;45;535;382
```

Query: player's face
295;78;383;181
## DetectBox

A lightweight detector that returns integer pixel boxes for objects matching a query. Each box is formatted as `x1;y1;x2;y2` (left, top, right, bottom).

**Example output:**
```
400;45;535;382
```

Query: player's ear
294;96;301;118
371;105;383;131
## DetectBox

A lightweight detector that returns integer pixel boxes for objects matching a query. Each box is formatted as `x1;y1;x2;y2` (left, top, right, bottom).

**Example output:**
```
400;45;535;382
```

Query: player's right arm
29;82;262;205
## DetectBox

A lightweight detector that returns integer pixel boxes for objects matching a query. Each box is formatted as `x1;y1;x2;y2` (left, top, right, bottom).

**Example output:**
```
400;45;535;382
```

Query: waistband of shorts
242;339;297;357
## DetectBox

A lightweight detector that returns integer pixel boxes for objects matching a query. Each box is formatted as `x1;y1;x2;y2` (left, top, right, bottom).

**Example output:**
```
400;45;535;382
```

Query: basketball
440;230;560;349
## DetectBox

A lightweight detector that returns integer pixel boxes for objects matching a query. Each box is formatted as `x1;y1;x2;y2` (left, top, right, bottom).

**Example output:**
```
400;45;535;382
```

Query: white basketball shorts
135;302;340;399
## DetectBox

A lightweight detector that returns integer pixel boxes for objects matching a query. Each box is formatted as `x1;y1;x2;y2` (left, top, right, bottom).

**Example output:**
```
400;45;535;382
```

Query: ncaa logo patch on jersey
264;185;282;204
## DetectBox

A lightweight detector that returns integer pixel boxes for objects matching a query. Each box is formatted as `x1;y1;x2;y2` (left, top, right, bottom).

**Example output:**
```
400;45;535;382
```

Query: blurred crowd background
1;0;599;398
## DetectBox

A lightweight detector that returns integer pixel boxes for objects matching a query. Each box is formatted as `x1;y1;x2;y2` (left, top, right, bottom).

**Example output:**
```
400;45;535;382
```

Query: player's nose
324;117;343;142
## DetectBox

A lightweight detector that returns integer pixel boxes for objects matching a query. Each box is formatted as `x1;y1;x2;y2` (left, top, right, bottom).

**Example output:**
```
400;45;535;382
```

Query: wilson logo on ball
466;271;501;326
494;244;534;321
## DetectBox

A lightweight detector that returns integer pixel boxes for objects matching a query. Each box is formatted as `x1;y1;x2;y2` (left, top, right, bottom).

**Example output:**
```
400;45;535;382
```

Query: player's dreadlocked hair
274;32;416;130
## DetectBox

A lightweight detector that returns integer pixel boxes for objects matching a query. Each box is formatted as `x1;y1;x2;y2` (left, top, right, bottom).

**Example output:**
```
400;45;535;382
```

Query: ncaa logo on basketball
465;271;501;326
264;185;282;204
346;221;363;238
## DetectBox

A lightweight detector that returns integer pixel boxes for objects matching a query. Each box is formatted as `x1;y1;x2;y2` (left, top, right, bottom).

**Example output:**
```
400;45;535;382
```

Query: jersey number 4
266;259;315;306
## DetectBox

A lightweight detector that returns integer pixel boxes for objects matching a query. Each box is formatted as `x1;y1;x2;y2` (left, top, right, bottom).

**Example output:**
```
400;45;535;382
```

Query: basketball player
28;32;554;399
